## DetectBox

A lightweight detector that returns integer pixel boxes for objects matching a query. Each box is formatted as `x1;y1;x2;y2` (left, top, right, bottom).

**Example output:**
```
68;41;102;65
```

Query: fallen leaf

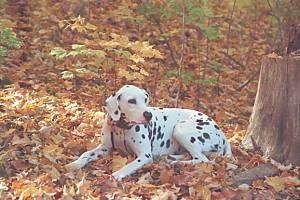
265;176;285;192
112;155;127;172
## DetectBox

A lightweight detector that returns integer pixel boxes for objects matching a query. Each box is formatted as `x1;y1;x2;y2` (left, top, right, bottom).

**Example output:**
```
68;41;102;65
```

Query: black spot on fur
90;152;95;156
153;127;156;135
145;154;151;158
138;159;141;162
223;139;225;145
214;144;219;149
145;98;147;103
190;137;196;143
114;110;119;115
142;134;145;139
159;107;163;110
214;125;220;130
207;117;212;121
160;141;165;147
198;136;205;143
163;116;167;121
203;132;210;139
148;131;152;139
157;132;162;140
158;126;161;133
144;124;147;128
135;125;140;132
117;94;122;100
166;139;170;148
194;157;199;160
112;93;116;97
198;112;203;116
196;126;203;130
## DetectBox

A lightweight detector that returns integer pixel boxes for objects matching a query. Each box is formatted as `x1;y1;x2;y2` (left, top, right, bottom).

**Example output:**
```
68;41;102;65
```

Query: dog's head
104;85;152;124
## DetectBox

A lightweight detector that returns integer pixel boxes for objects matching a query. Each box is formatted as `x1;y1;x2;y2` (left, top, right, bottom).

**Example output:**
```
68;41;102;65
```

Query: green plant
0;23;22;61
138;0;222;41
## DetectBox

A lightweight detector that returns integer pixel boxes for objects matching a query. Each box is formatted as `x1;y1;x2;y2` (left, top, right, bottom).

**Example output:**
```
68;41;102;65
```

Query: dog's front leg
65;144;112;171
65;120;113;171
112;154;152;180
112;126;153;180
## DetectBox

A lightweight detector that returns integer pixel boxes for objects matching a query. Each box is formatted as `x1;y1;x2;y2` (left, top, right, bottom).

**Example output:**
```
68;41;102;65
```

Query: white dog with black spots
66;85;232;180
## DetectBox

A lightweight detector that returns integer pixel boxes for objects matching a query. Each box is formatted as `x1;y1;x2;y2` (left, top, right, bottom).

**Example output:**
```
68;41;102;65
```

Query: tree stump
242;54;300;165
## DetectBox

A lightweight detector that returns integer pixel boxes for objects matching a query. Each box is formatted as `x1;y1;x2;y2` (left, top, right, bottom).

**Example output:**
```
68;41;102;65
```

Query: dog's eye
128;99;136;104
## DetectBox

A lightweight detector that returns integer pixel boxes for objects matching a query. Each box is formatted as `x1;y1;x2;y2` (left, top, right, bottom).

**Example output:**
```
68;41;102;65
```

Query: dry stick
226;0;237;54
151;16;183;107
152;62;159;105
220;51;245;70
174;4;186;108
236;68;260;91
153;18;180;70
266;0;284;54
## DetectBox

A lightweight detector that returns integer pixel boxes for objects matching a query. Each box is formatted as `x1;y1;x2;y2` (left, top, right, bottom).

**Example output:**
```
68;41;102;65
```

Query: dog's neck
107;114;133;130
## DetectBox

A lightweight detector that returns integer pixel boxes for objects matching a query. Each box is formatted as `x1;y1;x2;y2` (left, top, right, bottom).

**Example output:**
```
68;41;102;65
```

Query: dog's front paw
112;171;126;181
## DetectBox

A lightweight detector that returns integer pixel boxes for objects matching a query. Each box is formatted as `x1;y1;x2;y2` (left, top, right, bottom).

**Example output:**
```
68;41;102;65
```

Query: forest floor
0;1;299;199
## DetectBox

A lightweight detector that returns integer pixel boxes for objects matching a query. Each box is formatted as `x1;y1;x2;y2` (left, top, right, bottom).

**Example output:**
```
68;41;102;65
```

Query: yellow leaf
43;144;65;163
265;176;285;192
130;54;145;63
195;185;211;200
43;165;61;180
85;23;97;31
112;155;127;172
118;68;135;81
140;68;149;76
11;134;31;145
129;65;140;71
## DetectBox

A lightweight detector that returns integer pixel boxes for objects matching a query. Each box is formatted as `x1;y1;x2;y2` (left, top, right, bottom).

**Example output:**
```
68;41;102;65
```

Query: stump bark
242;54;300;165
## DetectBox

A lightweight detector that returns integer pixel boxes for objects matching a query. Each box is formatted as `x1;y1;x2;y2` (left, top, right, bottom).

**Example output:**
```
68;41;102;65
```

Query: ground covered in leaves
0;1;299;199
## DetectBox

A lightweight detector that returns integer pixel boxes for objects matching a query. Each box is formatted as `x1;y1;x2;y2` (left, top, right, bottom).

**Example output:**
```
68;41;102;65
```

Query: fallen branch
230;163;279;186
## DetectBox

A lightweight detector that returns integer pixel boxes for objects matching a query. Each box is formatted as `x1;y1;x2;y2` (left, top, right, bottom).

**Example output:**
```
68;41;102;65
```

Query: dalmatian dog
66;85;232;180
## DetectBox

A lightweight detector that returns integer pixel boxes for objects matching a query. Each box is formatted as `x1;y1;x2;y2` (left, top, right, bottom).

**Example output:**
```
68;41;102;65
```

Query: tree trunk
242;54;300;165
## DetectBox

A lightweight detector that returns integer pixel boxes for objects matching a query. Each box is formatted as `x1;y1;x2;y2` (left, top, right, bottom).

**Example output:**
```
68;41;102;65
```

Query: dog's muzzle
143;111;152;121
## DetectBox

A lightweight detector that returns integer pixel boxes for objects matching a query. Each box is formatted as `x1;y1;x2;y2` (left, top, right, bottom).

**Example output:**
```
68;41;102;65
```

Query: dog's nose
143;111;152;121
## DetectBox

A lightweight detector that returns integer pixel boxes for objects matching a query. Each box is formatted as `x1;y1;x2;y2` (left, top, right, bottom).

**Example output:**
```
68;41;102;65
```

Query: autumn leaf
112;155;128;172
265;176;285;192
130;54;145;63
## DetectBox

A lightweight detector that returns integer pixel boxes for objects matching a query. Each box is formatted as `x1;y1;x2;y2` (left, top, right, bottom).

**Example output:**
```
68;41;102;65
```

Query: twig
174;4;186;108
226;0;237;54
153;18;180;69
266;0;284;54
220;51;246;69
236;68;260;91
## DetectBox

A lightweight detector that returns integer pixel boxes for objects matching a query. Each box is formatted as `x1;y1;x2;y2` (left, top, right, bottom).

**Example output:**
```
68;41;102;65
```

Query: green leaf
49;47;68;59
61;71;75;79
199;25;222;40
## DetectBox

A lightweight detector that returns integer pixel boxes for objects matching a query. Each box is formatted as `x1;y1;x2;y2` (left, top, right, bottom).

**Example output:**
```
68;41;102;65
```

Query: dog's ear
104;93;121;121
